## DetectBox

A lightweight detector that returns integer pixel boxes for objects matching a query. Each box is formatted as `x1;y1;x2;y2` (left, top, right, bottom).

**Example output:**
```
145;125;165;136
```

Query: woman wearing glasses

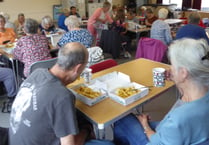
114;38;209;145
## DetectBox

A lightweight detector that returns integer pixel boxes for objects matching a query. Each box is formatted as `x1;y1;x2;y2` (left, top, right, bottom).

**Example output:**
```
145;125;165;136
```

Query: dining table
68;58;175;139
127;24;151;45
0;43;15;56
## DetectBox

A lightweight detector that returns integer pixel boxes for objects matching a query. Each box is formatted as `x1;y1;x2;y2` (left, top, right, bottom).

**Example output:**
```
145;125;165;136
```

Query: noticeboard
53;5;63;22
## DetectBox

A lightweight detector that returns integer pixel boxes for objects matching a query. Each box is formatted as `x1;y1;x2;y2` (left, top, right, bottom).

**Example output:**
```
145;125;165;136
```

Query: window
163;0;182;9
201;0;209;11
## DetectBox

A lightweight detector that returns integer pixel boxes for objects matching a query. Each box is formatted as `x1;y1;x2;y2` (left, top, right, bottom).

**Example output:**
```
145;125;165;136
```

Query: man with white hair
150;8;172;45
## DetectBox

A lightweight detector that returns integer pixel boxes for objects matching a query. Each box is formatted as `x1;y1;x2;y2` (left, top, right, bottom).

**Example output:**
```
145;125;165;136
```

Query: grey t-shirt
9;68;78;145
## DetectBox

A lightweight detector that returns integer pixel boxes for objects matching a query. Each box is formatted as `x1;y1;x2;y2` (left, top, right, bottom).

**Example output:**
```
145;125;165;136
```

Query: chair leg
121;42;127;54
1;98;14;113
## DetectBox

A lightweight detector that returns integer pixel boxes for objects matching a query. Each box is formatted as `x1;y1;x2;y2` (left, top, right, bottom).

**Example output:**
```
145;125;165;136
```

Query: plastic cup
83;68;92;84
152;67;166;87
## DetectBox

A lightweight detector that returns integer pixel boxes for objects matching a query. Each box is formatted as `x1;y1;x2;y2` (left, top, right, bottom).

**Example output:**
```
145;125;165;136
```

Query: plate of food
5;43;14;48
71;84;107;106
73;85;102;99
0;45;6;48
109;82;149;106
116;86;141;99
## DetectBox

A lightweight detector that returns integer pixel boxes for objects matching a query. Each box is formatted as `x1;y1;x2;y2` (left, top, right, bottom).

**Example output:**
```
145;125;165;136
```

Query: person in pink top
87;1;113;41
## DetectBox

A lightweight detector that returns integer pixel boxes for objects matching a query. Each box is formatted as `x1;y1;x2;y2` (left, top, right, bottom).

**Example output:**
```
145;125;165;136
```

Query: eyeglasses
201;52;209;61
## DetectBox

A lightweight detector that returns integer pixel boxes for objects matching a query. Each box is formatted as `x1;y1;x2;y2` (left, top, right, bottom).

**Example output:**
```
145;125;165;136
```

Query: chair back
135;37;168;62
197;138;209;145
90;59;118;73
29;57;57;74
99;30;121;59
0;127;9;145
50;34;62;47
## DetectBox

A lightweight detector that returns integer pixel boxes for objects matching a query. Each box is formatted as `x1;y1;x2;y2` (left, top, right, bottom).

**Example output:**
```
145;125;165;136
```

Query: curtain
192;0;202;10
182;0;192;10
156;0;162;4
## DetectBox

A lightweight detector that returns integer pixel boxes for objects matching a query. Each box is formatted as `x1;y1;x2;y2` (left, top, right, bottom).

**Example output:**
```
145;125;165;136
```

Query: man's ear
73;64;82;74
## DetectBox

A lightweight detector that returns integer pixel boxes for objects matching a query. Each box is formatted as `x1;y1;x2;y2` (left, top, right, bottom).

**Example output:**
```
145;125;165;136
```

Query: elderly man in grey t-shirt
9;42;114;145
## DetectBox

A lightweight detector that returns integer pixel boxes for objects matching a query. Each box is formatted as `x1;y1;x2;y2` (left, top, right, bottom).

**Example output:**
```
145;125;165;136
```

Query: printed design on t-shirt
10;84;36;134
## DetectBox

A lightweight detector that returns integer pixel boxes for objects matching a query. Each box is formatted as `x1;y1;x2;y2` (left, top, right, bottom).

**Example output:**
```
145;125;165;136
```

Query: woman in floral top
13;18;51;77
57;15;93;48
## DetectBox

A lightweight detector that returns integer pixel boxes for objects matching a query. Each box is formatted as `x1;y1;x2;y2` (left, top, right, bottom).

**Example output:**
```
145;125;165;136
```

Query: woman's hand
136;114;155;139
165;69;173;81
137;114;149;127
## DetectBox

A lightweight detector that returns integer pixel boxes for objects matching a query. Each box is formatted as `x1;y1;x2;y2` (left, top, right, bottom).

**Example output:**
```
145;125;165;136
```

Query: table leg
93;124;105;139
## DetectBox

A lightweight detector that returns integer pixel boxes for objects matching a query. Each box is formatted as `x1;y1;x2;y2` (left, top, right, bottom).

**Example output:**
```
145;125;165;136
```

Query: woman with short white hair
158;8;168;19
150;8;172;45
57;15;93;48
39;15;57;35
113;38;209;145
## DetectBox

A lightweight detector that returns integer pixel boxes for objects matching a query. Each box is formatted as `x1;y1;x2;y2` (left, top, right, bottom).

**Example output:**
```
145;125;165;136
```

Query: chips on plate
74;86;101;99
116;86;141;98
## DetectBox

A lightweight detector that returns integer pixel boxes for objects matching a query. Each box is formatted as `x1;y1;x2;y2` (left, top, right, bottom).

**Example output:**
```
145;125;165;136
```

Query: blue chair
197;139;209;145
0;127;8;145
29;57;57;74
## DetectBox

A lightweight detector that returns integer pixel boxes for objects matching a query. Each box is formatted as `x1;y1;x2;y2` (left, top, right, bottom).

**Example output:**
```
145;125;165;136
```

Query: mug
152;67;165;87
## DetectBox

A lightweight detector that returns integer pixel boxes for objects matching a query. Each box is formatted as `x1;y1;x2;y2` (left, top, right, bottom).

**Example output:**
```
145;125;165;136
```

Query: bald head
57;42;88;70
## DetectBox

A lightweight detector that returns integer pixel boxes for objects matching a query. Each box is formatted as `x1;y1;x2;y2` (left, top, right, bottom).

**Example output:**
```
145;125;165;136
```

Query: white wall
0;0;60;22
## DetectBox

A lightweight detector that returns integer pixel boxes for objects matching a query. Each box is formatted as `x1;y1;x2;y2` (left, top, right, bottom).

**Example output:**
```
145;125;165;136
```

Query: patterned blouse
13;34;51;77
57;29;93;48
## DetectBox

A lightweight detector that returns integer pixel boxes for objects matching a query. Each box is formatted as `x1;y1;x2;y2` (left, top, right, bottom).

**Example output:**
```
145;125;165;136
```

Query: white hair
41;15;53;27
158;8;168;19
64;15;80;29
168;38;209;88
0;12;10;21
141;6;147;11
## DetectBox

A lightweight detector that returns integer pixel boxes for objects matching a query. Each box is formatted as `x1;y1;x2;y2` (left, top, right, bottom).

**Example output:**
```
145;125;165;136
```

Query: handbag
93;23;108;30
87;46;104;67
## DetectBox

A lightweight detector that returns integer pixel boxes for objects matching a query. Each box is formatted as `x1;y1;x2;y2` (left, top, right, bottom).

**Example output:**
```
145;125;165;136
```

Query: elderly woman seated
39;15;57;35
39;15;65;35
0;15;16;45
57;15;93;48
14;13;26;38
150;8;172;45
145;8;158;27
13;18;51;77
114;38;209;145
